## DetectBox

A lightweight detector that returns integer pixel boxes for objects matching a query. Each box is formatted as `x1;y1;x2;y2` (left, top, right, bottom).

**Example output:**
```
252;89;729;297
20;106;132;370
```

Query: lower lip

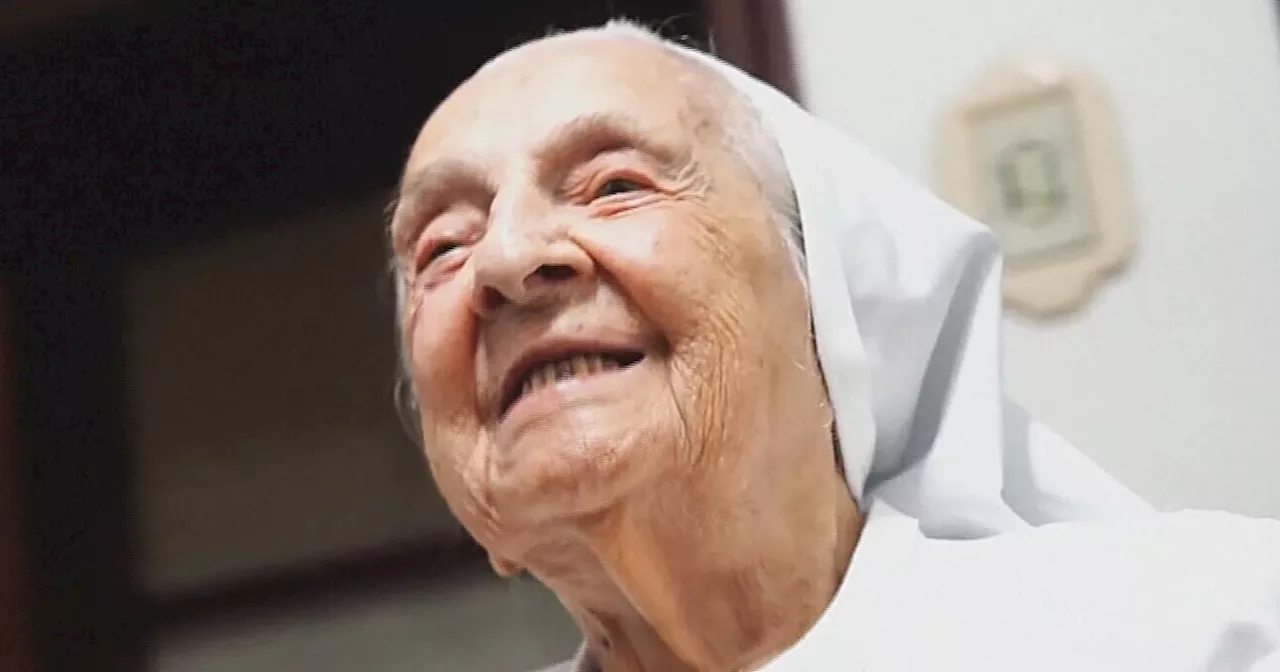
499;359;648;435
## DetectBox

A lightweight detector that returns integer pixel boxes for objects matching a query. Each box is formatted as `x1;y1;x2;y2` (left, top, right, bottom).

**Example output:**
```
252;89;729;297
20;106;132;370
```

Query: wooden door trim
705;0;803;101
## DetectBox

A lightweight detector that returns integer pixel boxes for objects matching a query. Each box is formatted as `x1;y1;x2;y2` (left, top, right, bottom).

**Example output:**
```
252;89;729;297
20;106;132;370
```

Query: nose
469;217;594;318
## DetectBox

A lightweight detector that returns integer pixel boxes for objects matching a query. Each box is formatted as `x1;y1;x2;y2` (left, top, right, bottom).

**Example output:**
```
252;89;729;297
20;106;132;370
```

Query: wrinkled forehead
402;35;709;183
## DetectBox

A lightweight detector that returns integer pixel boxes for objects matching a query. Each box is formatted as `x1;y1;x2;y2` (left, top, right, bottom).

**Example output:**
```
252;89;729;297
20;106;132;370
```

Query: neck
544;469;861;672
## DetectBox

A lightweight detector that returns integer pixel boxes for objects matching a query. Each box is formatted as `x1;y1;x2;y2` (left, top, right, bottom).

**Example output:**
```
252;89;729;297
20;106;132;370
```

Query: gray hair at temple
389;20;801;441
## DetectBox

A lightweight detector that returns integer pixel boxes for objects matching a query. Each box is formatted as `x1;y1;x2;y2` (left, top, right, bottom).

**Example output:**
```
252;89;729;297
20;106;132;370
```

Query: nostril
479;286;505;314
477;262;579;315
534;264;575;282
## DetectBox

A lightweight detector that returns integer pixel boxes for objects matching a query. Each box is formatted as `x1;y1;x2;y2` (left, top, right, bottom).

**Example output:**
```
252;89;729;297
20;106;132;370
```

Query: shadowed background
0;2;794;671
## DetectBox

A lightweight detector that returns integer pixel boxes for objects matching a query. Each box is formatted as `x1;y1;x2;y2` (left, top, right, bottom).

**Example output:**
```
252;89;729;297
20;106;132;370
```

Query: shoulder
1065;510;1280;601
1050;511;1280;669
1151;508;1280;552
1135;511;1280;637
898;510;1280;671
948;508;1280;575
963;510;1280;612
1142;510;1280;577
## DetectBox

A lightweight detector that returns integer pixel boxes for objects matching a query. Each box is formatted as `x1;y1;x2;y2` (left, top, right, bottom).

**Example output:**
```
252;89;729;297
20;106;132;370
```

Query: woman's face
390;34;822;569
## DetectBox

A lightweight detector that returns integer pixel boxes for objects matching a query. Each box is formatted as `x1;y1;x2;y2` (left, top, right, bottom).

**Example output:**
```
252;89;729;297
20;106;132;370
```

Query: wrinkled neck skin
533;459;861;672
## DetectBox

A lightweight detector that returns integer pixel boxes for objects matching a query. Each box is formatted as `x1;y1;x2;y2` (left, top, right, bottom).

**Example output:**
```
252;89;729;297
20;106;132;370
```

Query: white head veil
668;44;1152;539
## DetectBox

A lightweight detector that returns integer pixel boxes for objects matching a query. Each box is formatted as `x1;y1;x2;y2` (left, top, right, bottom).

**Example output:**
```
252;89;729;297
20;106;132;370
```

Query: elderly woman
387;21;1280;672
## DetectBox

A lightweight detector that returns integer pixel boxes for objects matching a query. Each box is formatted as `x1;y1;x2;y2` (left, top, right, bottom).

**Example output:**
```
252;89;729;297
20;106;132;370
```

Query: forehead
403;35;706;176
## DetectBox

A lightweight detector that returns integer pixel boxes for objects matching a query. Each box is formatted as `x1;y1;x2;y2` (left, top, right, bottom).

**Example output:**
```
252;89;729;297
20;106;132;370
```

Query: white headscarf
676;46;1153;539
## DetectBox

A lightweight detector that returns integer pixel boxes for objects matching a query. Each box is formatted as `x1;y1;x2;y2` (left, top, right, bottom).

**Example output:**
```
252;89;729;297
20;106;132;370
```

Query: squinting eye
593;177;645;200
428;241;461;262
417;240;464;273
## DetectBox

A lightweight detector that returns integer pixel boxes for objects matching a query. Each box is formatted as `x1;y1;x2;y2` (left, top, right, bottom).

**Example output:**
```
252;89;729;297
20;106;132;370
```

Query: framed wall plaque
936;60;1138;319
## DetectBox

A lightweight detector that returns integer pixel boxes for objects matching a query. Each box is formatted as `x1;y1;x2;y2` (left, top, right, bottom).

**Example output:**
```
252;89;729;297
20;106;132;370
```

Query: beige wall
126;197;461;594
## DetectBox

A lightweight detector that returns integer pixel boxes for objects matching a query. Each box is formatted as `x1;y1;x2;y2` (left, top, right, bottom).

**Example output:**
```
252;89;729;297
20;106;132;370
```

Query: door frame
0;281;33;672
706;0;802;101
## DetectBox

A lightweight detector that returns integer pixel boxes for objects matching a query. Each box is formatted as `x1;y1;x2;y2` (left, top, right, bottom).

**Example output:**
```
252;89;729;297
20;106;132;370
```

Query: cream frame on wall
936;60;1138;319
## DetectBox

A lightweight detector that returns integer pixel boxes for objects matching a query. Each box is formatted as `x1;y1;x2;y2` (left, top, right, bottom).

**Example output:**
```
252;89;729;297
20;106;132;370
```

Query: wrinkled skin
390;30;859;672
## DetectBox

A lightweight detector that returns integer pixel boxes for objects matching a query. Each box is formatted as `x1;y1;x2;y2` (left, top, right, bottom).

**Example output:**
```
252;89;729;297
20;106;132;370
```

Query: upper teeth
520;354;620;398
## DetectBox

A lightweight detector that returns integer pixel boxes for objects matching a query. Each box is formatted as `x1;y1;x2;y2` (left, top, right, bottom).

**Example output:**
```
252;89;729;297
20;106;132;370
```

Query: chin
482;355;680;526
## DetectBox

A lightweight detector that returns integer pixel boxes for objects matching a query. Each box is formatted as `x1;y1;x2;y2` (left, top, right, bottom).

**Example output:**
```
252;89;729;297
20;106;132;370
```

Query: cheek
405;277;488;494
576;206;779;460
580;205;767;342
407;278;476;415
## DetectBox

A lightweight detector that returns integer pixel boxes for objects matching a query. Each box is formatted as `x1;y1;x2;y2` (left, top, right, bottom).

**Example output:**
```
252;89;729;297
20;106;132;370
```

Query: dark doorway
1;2;798;671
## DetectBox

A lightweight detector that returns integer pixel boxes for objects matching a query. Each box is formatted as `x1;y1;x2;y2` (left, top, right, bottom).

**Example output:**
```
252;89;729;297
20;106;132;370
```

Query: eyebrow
395;157;488;209
389;157;489;249
532;110;678;175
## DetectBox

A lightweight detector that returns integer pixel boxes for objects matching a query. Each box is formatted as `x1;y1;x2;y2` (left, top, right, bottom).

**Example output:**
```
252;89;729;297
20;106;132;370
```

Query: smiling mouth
502;350;645;417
